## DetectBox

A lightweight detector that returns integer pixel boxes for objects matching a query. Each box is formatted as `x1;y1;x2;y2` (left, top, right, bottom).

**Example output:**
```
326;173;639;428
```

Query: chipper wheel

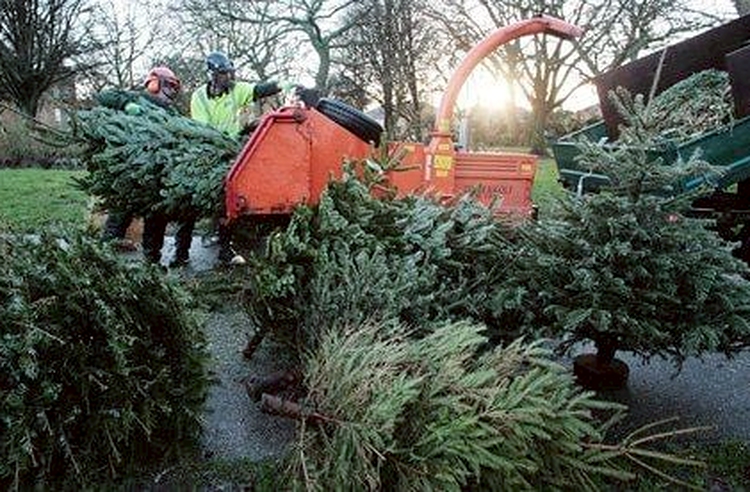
316;98;383;146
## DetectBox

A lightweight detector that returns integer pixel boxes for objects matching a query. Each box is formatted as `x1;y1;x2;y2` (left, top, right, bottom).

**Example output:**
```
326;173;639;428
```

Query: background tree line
0;0;740;154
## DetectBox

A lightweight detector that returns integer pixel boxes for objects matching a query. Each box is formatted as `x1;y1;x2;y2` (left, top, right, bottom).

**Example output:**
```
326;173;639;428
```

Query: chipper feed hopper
224;16;582;224
551;13;750;261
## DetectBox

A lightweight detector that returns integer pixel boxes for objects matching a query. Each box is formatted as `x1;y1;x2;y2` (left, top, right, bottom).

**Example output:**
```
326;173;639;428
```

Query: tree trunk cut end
573;353;629;390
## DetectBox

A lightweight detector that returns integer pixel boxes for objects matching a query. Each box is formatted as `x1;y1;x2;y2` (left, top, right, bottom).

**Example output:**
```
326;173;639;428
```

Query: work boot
144;251;162;266
217;223;243;266
170;240;190;269
169;257;189;268
217;247;232;266
101;210;133;242
217;246;246;267
112;238;138;252
144;253;166;272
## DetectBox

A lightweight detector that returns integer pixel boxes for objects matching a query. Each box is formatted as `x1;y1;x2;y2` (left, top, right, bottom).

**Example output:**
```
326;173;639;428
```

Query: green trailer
553;114;750;195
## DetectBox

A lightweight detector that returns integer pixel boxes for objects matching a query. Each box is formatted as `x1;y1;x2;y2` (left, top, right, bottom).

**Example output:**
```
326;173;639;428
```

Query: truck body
553;14;750;196
554;113;750;195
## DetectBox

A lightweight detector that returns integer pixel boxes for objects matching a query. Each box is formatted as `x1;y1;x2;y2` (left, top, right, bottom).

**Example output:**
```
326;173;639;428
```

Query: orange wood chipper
224;16;582;224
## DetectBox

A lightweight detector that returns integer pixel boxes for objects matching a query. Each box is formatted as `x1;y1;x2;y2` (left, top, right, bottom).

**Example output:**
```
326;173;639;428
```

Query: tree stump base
573;353;629;391
243;369;303;401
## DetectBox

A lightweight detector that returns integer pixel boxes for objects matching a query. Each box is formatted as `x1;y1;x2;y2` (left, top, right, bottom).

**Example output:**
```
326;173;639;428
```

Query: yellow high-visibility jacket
190;81;256;137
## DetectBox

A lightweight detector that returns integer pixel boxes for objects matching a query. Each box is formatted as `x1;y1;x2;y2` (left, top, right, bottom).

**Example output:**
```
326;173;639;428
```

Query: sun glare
456;68;511;110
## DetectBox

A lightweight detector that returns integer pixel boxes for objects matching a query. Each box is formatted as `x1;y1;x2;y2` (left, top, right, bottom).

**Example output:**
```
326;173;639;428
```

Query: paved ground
139;236;750;469
199;309;296;463
123;236;297;467
567;345;750;444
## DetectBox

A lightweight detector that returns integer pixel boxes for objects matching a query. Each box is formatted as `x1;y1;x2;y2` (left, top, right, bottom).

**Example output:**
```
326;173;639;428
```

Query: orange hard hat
144;66;181;94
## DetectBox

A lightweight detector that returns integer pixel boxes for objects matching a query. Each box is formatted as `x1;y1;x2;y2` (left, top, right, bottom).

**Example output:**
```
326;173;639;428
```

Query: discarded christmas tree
501;87;750;389
61;104;241;220
0;228;209;489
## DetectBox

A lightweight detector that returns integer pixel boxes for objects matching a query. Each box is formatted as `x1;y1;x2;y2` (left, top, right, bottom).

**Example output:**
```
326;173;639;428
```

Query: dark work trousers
173;216;197;263
217;219;235;263
142;213;168;264
215;191;237;263
143;214;196;265
102;210;133;241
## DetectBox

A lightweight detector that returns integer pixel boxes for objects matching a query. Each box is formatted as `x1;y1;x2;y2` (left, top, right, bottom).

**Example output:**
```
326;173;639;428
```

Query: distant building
574;103;601;124
38;77;77;125
0;76;77;125
0;77;78;166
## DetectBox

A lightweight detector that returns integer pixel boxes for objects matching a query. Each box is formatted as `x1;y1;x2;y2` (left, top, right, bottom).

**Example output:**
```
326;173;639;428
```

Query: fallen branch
259;394;336;425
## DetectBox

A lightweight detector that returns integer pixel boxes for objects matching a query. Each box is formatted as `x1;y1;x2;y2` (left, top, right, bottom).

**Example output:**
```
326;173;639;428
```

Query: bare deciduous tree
733;0;750;15
82;0;159;92
0;0;95;115
177;0;362;93
252;0;362;92
173;0;296;84
337;0;445;140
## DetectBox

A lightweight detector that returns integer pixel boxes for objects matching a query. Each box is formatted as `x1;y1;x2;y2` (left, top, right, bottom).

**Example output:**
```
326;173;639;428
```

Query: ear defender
146;77;160;94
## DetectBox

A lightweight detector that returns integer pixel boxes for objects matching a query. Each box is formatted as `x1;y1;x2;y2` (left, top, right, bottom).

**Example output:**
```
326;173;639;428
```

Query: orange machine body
225;106;371;220
224;116;538;221
224;15;582;222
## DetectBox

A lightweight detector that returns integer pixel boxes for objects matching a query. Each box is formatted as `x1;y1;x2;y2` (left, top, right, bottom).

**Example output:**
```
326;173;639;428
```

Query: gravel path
122;236;297;465
200;309;296;462
594;350;750;443
562;342;750;445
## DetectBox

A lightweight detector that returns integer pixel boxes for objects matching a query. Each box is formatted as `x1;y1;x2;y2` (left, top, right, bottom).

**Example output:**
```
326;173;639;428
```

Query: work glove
277;81;320;108
124;102;144;115
293;85;321;108
239;117;261;136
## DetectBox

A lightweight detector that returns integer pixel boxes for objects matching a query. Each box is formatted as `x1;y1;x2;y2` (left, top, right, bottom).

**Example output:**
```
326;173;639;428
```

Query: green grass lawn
532;157;565;212
0;168;89;232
